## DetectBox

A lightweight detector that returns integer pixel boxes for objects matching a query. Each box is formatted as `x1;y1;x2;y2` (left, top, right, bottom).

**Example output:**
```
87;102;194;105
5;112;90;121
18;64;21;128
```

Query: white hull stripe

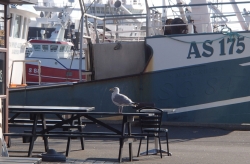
167;96;250;114
28;73;80;81
239;62;250;66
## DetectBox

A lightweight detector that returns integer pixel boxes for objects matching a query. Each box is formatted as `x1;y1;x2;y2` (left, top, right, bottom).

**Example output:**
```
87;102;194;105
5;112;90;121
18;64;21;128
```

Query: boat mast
162;0;167;20
229;0;248;30
145;0;149;36
79;0;89;82
79;0;85;82
176;0;188;23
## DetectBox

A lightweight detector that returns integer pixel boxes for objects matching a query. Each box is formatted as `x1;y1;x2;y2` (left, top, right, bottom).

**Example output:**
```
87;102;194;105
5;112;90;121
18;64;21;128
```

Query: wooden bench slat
3;133;34;136
0;157;41;164
9;118;94;124
24;130;116;135
4;131;147;139
42;133;146;139
8;123;86;128
9;119;62;123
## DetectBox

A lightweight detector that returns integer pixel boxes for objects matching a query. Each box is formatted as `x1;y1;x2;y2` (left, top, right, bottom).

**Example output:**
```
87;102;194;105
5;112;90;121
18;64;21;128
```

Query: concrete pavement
7;124;250;164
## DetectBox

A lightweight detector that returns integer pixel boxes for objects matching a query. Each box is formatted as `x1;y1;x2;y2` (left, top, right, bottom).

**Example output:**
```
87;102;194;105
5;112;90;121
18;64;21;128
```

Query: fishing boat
24;0;146;84
8;6;38;87
24;3;88;84
9;0;250;125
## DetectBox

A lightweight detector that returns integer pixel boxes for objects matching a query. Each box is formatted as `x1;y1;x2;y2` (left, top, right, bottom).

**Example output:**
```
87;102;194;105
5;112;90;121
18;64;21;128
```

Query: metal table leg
140;137;171;156
28;114;38;157
40;114;49;152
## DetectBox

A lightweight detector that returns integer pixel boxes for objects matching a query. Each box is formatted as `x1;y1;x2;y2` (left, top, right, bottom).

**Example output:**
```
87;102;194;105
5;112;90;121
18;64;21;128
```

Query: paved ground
7;124;250;164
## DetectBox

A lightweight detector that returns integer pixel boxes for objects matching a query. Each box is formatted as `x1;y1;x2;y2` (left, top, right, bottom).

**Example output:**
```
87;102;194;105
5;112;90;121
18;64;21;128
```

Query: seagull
109;87;137;113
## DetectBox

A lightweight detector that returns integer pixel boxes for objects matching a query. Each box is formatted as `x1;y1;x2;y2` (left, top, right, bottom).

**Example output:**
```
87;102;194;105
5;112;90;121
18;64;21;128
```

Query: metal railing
9;60;41;87
35;2;73;8
147;1;250;34
82;13;147;43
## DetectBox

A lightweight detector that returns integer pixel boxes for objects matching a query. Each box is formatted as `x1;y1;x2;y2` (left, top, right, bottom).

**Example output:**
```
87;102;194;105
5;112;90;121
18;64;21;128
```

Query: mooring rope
162;28;250;44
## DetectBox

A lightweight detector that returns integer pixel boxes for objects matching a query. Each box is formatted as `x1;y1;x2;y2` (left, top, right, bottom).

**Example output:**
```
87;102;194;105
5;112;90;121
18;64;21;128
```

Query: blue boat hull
9;54;250;124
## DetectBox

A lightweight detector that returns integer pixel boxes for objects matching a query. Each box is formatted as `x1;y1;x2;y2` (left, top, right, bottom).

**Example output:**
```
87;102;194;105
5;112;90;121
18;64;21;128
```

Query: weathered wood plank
0;157;41;164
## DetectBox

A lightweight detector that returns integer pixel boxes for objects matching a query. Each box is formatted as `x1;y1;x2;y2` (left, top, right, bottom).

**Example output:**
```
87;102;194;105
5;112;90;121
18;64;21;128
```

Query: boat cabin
8;7;39;87
27;40;74;59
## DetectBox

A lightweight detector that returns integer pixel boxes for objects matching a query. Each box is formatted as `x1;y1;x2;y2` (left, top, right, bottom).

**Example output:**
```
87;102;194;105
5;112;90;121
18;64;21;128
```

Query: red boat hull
26;64;86;84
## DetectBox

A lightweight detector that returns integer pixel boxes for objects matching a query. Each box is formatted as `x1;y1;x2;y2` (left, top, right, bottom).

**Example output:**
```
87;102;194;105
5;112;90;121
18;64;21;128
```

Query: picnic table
6;105;153;162
6;106;94;157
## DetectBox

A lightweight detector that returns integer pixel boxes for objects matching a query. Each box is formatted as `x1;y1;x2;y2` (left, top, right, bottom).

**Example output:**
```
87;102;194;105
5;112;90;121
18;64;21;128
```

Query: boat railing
146;1;250;36
36;2;72;8
164;11;245;19
161;19;250;34
29;36;73;45
82;13;147;42
97;26;146;42
148;10;163;35
9;60;41;88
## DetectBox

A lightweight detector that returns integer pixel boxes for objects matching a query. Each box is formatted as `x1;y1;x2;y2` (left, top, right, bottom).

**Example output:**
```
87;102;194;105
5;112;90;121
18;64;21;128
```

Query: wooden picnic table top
0;157;41;164
8;106;154;116
9;105;95;112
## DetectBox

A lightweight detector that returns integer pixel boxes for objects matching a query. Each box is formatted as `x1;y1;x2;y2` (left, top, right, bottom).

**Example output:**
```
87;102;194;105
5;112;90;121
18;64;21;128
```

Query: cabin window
64;46;69;52
96;7;100;14
50;45;58;52
100;8;104;14
9;13;13;37
13;14;22;38
59;46;65;52
42;45;48;51
33;45;41;51
106;9;110;14
22;18;27;39
65;46;71;52
91;7;95;14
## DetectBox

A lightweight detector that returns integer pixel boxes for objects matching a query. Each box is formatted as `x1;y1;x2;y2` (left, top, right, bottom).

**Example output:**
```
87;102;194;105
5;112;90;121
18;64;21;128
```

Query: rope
163;34;225;44
225;32;240;42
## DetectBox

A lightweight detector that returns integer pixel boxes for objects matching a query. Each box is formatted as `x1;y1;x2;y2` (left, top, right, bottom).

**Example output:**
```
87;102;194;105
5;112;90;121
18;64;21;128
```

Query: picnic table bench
6;106;154;162
5;130;147;157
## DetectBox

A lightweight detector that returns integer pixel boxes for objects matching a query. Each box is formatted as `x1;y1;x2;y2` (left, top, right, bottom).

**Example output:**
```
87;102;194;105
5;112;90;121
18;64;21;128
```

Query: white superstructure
8;7;38;86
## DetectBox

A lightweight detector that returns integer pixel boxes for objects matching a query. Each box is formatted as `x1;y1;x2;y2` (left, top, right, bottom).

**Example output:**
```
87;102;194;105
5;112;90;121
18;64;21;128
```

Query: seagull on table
109;87;137;113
